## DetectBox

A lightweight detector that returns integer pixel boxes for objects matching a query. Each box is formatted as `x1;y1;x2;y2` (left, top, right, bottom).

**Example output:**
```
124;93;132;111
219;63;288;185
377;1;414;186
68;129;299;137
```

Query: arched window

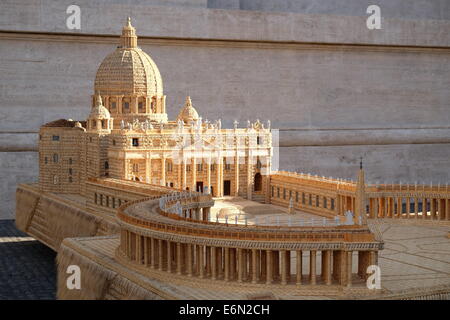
53;153;59;163
254;173;262;192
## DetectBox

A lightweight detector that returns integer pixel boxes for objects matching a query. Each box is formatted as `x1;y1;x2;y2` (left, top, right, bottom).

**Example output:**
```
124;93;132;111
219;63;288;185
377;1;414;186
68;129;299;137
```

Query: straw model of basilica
15;19;450;300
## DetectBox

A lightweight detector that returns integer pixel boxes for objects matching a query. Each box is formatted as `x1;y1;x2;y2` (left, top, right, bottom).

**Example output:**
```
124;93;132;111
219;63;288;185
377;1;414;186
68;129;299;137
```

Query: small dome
94;18;163;97
89;94;111;119
177;96;199;123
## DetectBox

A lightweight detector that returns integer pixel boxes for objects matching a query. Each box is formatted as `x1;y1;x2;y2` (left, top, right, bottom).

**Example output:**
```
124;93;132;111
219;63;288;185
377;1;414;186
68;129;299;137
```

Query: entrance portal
223;180;231;196
196;181;204;193
254;173;262;191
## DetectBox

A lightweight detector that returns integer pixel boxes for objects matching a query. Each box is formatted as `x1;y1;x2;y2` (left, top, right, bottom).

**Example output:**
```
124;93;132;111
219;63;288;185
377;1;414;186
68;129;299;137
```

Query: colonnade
367;196;450;220
120;230;377;287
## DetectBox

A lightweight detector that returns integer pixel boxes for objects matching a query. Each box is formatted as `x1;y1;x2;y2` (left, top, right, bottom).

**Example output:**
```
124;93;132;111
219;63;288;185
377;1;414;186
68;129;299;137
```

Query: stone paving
0;220;56;300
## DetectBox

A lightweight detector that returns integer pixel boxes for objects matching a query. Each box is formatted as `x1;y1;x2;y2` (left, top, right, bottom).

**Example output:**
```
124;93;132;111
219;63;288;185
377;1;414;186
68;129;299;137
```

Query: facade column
216;156;221;197
310;250;316;285
177;162;181;189
192;156;197;191
296;250;302;285
182;159;187;190
145;153;152;184
161;155;166;186
207;157;211;193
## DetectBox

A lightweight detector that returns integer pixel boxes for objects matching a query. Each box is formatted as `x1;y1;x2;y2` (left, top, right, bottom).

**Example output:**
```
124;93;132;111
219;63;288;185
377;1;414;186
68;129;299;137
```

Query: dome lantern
120;17;137;48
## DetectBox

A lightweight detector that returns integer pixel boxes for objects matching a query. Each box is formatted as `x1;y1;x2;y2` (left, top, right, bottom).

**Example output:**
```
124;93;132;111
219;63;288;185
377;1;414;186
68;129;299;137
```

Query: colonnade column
199;245;205;278
187;244;193;276
397;197;403;218
281;250;289;285
224;247;230;281
158;239;163;271
211;247;217;280
252;249;259;284
446;199;450;220
238;248;244;282
177;243;182;275
346;251;353;287
422;197;427;219
414;197;419;219
310;250;316;285
150;238;156;268
296;250;302;285
266;250;273;284
167;241;172;272
322;250;332;285
144;237;149;266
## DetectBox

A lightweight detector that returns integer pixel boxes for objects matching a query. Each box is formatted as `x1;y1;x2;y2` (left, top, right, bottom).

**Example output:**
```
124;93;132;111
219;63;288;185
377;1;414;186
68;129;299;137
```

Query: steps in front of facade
27;198;55;248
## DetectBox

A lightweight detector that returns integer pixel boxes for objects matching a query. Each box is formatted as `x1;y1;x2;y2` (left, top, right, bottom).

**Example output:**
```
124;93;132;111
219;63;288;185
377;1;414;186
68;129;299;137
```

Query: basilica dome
94;18;163;97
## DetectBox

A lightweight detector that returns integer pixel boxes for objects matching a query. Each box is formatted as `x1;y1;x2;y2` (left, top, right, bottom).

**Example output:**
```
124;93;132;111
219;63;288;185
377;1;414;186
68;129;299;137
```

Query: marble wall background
0;1;449;219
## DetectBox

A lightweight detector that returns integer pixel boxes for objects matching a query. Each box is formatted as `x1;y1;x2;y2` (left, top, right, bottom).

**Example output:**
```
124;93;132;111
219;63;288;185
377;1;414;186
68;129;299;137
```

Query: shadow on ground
0;220;56;300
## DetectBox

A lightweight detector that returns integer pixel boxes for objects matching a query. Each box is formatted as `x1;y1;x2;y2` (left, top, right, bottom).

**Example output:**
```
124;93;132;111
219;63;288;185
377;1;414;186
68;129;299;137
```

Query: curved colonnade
116;192;382;288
